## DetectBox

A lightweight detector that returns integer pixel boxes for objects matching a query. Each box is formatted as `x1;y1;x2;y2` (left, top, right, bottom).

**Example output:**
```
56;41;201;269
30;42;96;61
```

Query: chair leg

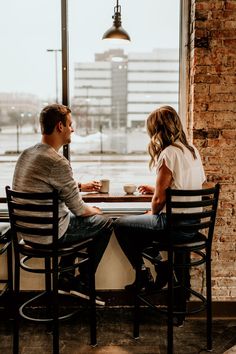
88;254;97;346
7;242;13;292
174;251;187;324
133;263;141;339
167;248;174;354
13;254;20;354
206;250;212;351
52;256;59;354
45;257;53;333
7;243;13;319
45;257;51;292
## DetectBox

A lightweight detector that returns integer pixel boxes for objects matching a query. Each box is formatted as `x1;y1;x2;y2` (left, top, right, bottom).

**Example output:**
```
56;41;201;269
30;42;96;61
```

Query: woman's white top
156;141;206;213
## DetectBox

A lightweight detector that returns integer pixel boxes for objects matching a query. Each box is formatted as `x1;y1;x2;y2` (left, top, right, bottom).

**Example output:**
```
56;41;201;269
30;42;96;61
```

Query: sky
0;0;179;100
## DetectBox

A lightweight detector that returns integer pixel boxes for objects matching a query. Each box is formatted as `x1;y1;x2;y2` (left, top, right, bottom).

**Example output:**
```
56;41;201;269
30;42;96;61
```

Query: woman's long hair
147;106;196;169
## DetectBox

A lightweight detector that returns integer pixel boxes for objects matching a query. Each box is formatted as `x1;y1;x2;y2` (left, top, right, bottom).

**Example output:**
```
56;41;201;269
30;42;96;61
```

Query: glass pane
0;0;180;194
69;0;179;156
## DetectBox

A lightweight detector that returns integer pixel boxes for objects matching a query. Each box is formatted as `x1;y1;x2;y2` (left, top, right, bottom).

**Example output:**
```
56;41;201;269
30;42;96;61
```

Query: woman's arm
151;160;173;214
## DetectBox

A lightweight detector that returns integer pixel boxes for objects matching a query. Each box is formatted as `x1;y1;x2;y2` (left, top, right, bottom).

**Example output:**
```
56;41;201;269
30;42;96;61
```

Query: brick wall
189;0;236;300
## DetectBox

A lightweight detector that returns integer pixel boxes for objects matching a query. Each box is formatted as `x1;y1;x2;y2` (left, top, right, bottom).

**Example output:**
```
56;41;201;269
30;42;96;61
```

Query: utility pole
47;49;62;103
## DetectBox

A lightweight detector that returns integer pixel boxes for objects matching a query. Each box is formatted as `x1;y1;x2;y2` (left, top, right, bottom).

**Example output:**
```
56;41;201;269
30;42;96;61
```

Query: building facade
73;48;179;132
127;49;179;128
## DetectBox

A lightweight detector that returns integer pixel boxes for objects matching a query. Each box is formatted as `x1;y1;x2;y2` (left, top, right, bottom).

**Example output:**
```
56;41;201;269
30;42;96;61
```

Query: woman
114;106;206;291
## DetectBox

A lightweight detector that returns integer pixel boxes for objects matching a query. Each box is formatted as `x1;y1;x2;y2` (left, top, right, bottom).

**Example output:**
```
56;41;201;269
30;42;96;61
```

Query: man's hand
82;205;103;216
138;185;155;194
80;181;102;192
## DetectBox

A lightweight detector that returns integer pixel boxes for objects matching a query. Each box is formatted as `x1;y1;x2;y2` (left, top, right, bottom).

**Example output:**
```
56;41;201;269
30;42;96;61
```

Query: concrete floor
1;308;236;354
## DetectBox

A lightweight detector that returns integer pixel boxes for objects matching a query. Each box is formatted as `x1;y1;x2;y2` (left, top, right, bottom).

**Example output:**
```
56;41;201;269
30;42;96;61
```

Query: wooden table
0;193;153;221
82;192;152;203
1;193;152;204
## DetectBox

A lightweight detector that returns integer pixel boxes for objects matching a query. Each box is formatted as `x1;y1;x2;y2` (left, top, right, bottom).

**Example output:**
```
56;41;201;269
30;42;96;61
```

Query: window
0;0;180;194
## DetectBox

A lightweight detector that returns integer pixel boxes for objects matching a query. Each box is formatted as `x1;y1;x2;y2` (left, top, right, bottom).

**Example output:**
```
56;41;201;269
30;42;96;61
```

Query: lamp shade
102;25;130;41
102;1;130;41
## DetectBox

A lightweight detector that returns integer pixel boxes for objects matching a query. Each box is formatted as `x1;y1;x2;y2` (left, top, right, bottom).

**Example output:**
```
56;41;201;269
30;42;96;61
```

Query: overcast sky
0;0;179;99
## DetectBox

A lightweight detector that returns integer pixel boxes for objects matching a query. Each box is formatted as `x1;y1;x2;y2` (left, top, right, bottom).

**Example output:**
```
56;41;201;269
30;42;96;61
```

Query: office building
72;48;178;131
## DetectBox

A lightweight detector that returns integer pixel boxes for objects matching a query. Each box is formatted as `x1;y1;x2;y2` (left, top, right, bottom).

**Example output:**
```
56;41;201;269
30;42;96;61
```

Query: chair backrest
5;186;59;249
165;183;220;245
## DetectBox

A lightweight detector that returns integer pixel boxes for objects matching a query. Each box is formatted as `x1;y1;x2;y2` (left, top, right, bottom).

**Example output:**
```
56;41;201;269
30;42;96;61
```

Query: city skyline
0;0;180;100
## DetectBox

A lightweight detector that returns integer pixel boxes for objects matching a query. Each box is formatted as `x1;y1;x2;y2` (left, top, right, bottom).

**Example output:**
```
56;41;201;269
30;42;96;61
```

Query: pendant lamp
102;0;131;41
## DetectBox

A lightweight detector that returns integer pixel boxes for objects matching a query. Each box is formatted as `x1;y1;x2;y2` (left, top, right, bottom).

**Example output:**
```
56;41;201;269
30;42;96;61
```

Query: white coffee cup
100;179;110;193
123;184;137;195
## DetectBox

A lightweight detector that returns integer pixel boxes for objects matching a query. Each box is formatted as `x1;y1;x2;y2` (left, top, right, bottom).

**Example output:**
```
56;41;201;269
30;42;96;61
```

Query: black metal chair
5;186;97;354
133;184;220;354
0;223;13;303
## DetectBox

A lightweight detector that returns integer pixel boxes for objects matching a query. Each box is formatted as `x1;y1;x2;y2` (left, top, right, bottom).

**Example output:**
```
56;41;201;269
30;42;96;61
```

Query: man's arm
81;205;102;216
51;158;102;216
79;181;101;192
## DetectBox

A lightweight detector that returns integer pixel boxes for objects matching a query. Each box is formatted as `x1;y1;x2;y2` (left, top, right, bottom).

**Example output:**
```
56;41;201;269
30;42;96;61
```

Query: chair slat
170;198;216;208
14;225;53;236
168;186;217;196
10;202;54;212
173;221;212;232
12;214;53;224
172;210;214;220
9;190;56;200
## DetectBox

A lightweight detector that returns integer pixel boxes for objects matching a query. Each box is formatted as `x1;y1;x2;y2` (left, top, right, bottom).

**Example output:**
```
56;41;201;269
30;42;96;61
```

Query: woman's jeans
59;213;113;281
114;213;167;269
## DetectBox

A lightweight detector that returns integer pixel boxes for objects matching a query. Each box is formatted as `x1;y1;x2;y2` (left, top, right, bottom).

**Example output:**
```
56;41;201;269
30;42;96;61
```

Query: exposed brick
201;93;236;102
220;75;236;84
190;0;236;301
195;36;210;48
221;130;236;139
193;74;221;84
211;29;236;38
225;20;236;28
193;128;220;139
195;9;209;21
222;10;236;20
193;83;210;94
210;84;236;94
224;39;236;47
195;2;224;11
215;277;236;287
208;102;236;111
225;1;236;10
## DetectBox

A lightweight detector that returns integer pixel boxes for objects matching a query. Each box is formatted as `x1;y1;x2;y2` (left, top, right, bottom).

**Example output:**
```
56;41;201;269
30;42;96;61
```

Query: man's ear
57;121;63;132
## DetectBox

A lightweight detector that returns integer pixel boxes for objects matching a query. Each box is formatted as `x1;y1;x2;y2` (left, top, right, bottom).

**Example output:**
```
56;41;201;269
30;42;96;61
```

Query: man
12;103;113;305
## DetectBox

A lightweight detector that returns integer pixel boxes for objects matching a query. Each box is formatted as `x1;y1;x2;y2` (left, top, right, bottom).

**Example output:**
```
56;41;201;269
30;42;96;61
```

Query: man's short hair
39;104;71;135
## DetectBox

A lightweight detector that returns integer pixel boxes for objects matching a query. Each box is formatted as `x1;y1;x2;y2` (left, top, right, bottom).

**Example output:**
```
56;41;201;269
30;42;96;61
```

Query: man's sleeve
49;156;86;216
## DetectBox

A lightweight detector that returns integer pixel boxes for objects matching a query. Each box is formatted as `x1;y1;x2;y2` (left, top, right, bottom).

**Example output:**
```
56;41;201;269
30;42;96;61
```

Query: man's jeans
59;213;113;280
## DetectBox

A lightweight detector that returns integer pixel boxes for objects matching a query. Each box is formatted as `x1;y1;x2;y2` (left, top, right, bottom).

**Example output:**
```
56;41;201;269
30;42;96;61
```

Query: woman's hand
138;185;155;194
80;181;102;192
144;210;152;214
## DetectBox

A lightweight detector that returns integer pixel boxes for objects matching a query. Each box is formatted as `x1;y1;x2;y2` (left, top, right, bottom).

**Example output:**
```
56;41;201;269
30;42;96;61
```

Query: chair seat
19;237;93;257
155;232;207;250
